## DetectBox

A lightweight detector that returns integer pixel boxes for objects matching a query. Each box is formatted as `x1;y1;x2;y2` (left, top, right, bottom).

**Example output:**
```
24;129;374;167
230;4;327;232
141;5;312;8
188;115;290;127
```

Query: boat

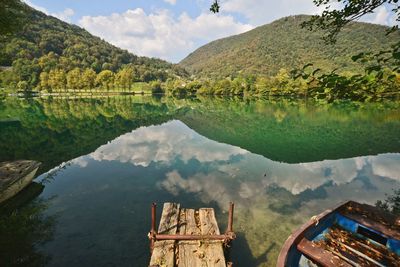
0;160;41;204
277;201;400;267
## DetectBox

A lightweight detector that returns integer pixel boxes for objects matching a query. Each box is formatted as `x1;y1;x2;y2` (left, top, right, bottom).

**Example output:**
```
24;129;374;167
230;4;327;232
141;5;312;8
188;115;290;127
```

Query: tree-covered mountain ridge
0;2;187;91
179;15;400;78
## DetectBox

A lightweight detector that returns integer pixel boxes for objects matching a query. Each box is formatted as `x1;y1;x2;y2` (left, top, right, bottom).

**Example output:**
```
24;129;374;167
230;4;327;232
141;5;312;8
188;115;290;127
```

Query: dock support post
227;202;234;233
150;203;156;252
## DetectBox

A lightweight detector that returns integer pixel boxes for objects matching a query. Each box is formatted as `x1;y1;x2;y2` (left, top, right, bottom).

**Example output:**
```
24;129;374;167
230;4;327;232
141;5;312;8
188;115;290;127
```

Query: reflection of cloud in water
369;154;400;181
90;120;248;167
159;170;233;207
71;157;89;168
75;120;400;210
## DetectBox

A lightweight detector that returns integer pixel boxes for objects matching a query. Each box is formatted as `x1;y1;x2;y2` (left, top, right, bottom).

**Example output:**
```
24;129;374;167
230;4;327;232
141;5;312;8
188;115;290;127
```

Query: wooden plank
198;208;226;267
328;225;400;265
339;201;400;240
150;203;180;267
177;209;203;267
297;238;353;267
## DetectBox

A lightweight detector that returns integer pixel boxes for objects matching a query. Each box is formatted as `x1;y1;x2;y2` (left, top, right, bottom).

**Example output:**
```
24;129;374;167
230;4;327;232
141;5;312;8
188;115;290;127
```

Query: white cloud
78;8;253;62
369;154;400;180
52;8;75;23
220;0;398;27
23;0;75;23
164;0;177;5
220;0;324;25
361;5;399;26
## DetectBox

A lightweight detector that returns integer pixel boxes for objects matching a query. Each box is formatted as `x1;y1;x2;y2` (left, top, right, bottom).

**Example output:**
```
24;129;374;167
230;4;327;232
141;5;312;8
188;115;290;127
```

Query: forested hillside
180;15;400;78
0;2;187;91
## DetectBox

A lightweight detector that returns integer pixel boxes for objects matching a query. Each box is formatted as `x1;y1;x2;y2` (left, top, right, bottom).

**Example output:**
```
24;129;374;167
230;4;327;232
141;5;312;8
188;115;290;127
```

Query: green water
0;96;400;267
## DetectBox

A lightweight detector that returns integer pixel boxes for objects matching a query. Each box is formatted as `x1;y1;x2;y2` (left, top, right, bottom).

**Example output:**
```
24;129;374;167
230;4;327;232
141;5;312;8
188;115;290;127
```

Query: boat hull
277;201;400;267
0;160;41;204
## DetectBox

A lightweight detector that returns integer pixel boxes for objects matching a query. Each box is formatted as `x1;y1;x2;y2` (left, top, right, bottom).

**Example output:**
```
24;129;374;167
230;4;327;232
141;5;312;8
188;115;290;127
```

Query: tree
150;81;164;94
302;0;399;43
115;66;135;91
17;80;28;92
66;68;81;90
38;52;59;72
48;69;66;91
81;68;96;90
39;71;50;91
12;58;40;88
376;188;400;215
210;0;220;13
95;70;114;91
0;0;27;36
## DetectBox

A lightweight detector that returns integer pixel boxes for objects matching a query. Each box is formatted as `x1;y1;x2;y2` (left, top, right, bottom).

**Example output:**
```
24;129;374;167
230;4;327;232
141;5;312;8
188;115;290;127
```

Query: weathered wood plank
177;209;203;267
198;208;226;267
150;203;180;267
339;201;400;240
297;238;352;267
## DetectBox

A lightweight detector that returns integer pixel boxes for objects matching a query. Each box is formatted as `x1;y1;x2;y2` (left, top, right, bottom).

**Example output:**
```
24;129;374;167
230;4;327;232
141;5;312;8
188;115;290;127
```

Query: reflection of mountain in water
1;96;399;174
176;97;400;163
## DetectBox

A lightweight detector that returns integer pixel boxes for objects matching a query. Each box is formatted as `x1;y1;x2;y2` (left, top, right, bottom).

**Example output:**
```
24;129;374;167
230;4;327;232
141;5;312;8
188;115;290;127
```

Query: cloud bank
79;8;253;62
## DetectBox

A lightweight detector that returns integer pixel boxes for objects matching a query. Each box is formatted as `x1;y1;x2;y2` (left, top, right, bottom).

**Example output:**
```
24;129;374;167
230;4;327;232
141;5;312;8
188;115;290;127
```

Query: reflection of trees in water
376;188;400;216
0;96;174;173
0;183;55;267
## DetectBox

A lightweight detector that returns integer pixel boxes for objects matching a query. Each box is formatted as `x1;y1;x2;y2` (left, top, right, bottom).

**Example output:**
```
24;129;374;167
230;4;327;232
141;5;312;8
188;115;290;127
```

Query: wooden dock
148;203;235;267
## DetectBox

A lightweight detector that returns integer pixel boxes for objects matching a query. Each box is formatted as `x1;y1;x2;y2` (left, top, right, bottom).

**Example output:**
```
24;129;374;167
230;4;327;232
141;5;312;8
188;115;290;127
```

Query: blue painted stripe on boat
388;239;400;256
335;213;358;233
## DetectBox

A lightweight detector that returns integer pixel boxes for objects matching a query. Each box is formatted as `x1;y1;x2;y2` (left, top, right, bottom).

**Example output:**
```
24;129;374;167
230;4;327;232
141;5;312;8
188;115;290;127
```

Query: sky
24;0;398;63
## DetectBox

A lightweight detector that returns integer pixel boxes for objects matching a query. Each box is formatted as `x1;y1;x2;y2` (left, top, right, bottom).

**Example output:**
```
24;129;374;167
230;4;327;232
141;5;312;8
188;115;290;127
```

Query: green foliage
150;81;164;94
81;68;96;89
66;68;81;90
302;0;399;43
0;2;188;91
96;70;114;91
376;188;400;216
210;0;220;13
0;0;27;37
0;96;175;172
180;15;399;79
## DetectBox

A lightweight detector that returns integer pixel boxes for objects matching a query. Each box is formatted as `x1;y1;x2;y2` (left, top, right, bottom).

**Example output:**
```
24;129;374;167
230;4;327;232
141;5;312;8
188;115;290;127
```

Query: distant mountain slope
0;2;186;89
180;15;400;78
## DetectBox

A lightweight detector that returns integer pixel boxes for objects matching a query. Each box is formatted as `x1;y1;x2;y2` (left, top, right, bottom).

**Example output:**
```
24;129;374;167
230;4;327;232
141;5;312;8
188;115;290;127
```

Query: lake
1;96;400;267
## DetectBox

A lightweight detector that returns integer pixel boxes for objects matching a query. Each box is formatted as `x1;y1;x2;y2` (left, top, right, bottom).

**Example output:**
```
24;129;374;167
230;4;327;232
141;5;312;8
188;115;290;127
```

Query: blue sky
24;0;398;63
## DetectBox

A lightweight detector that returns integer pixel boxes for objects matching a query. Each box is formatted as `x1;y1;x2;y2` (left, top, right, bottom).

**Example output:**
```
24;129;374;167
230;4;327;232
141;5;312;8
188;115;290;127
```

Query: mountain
179;15;400;78
0;2;187;90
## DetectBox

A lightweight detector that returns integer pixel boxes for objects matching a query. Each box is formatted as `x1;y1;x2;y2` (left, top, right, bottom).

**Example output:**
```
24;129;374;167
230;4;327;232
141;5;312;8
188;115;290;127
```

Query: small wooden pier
148;202;236;267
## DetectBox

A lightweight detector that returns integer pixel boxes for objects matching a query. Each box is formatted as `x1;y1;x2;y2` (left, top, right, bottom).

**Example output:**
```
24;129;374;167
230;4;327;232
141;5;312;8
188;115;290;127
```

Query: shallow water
1;96;399;266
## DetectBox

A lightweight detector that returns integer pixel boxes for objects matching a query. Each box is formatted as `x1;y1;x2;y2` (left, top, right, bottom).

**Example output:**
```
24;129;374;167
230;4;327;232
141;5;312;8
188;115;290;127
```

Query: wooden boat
0;160;41;204
277;201;400;267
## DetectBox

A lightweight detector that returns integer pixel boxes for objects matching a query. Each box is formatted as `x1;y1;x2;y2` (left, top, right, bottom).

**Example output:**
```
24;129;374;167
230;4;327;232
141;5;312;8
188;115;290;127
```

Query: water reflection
1;96;400;266
36;120;400;266
0;183;55;266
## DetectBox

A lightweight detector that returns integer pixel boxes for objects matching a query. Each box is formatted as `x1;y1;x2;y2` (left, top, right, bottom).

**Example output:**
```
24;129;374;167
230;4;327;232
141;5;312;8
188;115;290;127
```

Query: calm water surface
1;96;400;267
